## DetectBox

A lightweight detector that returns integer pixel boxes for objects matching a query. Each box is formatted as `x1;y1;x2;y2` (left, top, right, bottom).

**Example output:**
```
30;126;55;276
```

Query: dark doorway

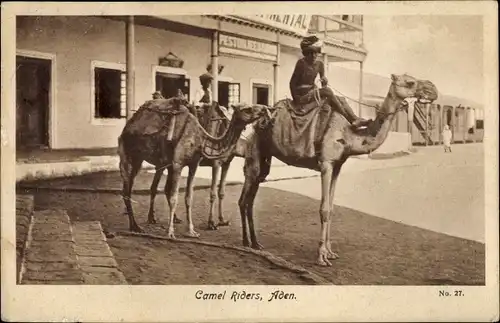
155;72;190;101
252;83;270;105
16;55;51;150
218;81;230;107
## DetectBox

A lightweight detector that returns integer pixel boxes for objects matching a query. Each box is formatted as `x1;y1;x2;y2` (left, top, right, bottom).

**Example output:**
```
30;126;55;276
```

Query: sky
361;15;483;104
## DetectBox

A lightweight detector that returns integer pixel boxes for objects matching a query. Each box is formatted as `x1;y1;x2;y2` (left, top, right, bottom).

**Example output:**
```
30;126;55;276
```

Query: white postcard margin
1;1;498;322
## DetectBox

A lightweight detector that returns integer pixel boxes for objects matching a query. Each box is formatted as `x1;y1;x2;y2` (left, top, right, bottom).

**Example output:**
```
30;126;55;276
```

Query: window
218;81;240;107
155;72;190;101
94;66;126;119
252;83;270;105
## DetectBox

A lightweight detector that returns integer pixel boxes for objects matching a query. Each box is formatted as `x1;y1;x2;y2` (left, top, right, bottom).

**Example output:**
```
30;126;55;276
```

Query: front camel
238;74;439;266
118;97;267;239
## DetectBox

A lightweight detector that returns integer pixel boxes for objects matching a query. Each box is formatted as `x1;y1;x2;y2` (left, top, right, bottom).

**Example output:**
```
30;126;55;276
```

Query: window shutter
228;83;240;106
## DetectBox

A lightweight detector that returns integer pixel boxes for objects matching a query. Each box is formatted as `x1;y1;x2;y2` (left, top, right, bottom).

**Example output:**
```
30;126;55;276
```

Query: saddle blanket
269;98;332;159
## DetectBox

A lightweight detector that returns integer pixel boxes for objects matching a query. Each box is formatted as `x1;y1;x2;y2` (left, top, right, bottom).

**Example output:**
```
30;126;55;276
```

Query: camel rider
193;72;213;107
289;35;370;129
193;72;231;122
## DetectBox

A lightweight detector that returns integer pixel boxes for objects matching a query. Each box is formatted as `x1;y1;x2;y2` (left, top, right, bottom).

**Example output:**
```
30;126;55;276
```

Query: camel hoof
316;259;332;267
243;240;251;248
207;221;218;231
316;254;333;267
327;252;339;260
167;231;176;239
251;242;264;250
184;230;200;238
217;220;230;227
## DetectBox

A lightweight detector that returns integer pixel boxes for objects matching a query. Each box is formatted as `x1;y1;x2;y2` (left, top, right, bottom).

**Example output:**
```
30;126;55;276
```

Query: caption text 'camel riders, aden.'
195;290;297;302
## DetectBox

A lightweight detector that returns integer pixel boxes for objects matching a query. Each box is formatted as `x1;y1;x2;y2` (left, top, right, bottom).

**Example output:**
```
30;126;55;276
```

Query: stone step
20;209;84;284
72;221;127;285
16;195;34;283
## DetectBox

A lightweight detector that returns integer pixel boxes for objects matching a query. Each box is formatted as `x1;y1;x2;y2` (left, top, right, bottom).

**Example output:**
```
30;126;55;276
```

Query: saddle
126;97;190;140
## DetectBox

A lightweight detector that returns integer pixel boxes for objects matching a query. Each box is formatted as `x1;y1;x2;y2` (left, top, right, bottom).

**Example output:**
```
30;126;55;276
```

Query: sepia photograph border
2;1;499;322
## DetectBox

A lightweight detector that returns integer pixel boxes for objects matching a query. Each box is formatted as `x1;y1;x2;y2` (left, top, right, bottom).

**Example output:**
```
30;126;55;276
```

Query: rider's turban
300;35;323;53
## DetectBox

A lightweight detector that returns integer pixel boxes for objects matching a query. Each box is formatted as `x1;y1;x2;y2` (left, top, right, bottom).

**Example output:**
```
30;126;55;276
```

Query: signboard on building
218;33;278;62
232;15;311;36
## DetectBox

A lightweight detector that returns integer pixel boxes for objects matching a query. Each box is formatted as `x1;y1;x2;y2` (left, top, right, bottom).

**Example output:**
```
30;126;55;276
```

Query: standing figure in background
152;91;164;100
442;124;453;152
193;72;213;107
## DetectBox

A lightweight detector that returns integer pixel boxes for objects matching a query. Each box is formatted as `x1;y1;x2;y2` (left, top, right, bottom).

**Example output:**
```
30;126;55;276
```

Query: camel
237;74;438;266
118;96;267;238
147;102;248;230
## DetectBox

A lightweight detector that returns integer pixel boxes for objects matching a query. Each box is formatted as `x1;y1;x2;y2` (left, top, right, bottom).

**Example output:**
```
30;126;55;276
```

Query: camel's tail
117;135;128;162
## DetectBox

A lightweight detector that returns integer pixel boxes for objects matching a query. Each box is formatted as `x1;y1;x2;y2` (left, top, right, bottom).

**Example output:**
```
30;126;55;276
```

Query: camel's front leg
317;161;333;266
165;164;182;239
326;161;344;260
238;157;260;248
217;161;231;227
207;163;220;230
147;169;163;224
184;162;200;238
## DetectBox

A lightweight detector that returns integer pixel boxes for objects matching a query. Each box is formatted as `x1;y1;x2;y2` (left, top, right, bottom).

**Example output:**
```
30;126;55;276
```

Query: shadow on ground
19;171;485;285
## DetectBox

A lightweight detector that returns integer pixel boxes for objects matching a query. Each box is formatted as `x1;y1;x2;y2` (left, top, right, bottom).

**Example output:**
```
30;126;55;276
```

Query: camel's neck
351;87;403;155
197;115;245;160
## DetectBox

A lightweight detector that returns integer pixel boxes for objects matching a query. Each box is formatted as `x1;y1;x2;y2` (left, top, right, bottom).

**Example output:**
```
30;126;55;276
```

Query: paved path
262;144;485;243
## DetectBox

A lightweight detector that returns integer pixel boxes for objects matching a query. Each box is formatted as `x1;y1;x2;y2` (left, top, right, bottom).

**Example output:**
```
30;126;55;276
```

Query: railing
308;15;364;47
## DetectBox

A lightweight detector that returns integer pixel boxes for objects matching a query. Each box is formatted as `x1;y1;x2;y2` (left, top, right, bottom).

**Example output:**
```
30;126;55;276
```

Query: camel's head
391;74;438;103
230;103;269;125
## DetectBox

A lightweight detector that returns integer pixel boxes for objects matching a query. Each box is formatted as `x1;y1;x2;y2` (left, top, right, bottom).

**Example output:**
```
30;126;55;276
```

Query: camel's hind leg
119;156;143;232
217;160;232;227
207;163;220;230
184;162;200;238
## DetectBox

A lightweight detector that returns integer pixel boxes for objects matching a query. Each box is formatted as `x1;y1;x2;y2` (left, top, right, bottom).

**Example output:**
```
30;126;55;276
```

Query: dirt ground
21;170;485;285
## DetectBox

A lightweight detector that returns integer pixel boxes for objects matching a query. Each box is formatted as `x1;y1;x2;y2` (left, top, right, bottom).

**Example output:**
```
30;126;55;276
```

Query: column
472;108;477;143
439;105;443;144
451;105;456;143
464;107;468;142
425;103;430;146
125;16;135;120
211;30;219;102
273;39;280;105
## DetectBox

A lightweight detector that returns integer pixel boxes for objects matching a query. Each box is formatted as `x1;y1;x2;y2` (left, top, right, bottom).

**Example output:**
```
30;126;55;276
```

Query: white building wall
17;16;212;149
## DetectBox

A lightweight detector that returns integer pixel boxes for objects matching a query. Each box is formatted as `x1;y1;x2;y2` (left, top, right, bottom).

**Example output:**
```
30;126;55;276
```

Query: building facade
16;15;368;150
15;15;482;150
